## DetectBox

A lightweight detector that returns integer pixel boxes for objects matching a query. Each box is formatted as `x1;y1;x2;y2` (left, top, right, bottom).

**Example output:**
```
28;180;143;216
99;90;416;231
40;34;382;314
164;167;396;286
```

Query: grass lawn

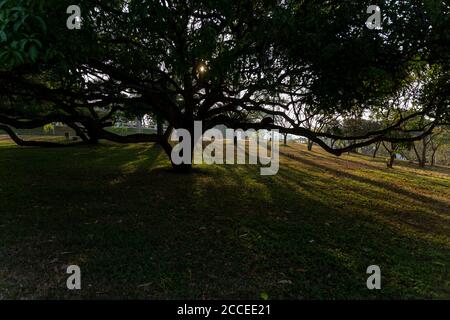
0;137;449;299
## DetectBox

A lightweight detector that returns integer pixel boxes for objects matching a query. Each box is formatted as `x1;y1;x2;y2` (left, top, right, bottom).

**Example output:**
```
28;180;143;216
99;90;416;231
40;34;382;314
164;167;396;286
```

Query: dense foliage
0;0;448;169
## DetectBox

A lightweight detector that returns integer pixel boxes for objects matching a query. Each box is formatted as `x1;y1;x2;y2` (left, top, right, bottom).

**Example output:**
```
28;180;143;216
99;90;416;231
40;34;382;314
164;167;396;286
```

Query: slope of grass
0;138;449;299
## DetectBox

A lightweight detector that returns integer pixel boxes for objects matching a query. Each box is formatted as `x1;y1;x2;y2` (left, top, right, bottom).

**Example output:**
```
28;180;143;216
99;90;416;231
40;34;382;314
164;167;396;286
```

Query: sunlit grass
0;140;449;299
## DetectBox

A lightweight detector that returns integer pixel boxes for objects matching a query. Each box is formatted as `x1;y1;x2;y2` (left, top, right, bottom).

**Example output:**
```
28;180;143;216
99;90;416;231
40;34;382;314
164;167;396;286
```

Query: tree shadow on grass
278;150;450;213
280;163;450;236
299;156;449;213
199;163;450;299
0;144;449;299
285;145;450;176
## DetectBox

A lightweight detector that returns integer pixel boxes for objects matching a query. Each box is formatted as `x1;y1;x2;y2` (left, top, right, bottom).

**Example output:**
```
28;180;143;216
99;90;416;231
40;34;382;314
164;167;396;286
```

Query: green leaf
0;30;6;42
34;16;47;33
11;50;24;65
0;51;9;61
13;14;28;32
0;0;8;11
29;45;38;62
18;38;28;51
28;38;42;48
260;292;269;300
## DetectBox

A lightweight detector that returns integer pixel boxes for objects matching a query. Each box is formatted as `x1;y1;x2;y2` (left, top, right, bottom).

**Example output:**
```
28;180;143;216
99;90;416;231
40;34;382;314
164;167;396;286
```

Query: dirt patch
0;135;12;141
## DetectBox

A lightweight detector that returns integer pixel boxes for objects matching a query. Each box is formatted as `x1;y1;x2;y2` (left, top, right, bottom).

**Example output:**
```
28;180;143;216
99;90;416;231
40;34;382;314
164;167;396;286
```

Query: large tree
1;0;448;171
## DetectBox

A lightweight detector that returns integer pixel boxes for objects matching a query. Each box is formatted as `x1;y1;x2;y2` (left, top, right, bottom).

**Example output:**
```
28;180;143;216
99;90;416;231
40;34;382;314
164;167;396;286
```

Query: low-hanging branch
0;124;70;148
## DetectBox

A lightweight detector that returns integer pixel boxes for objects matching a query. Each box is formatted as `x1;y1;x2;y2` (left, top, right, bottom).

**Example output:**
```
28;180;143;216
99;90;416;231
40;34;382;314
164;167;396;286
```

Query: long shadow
1;143;449;299
202;160;450;297
280;151;450;213
284;146;450;176
279;161;450;235
296;151;384;170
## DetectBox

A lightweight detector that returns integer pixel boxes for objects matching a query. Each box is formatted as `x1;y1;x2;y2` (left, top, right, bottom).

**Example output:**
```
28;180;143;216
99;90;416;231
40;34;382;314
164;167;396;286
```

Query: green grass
0;138;449;299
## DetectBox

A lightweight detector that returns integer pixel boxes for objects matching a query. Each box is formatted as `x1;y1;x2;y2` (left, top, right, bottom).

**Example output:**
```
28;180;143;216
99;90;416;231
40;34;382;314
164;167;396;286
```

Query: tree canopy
0;0;449;169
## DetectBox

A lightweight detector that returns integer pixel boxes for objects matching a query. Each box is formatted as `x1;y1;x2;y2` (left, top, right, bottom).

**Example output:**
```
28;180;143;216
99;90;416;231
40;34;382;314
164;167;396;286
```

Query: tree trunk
373;142;381;158
382;142;396;168
136;116;142;133
158;125;194;173
84;122;100;144
387;153;395;168
66;122;90;143
171;162;193;173
307;139;313;151
419;138;427;167
431;150;436;166
413;143;422;165
157;116;164;137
